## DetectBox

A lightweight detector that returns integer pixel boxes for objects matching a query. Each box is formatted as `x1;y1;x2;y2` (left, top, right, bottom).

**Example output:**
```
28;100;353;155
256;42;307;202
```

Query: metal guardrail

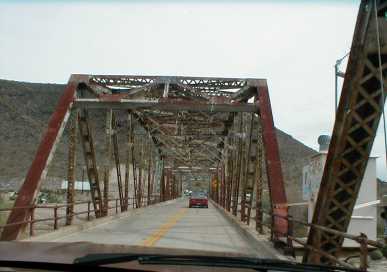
261;209;385;271
212;196;385;271
0;195;162;238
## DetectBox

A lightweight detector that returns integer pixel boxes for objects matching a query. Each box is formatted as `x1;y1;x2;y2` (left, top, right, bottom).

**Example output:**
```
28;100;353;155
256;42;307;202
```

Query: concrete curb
24;199;178;242
210;200;290;261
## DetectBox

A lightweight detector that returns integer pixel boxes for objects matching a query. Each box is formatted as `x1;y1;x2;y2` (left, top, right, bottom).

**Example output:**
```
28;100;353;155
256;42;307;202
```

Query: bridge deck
52;198;275;258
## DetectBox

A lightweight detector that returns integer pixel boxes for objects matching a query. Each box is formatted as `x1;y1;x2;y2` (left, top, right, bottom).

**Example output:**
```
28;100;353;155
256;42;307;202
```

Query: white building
302;135;378;246
61;180;90;191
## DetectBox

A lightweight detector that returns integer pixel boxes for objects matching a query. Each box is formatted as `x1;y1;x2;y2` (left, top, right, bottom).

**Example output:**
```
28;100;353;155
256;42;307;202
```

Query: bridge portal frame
1;75;288;241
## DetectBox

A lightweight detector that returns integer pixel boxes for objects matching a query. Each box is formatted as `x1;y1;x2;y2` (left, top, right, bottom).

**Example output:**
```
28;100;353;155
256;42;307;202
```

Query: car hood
0;241;256;271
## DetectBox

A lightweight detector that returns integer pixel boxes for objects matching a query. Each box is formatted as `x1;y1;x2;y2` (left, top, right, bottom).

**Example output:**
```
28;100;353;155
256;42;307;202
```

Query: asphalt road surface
54;198;274;257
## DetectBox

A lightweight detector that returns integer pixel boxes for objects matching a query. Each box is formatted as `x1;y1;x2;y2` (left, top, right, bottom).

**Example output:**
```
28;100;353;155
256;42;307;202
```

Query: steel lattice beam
304;0;387;264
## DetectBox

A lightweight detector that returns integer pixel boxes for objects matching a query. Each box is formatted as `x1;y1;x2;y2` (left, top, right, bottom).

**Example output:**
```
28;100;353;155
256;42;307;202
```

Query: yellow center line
138;208;188;247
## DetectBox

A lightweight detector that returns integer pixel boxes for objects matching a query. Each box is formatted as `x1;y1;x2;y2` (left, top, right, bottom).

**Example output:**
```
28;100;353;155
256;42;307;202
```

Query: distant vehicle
9;192;17;201
246;193;251;202
189;191;208;208
37;192;48;204
183;190;192;196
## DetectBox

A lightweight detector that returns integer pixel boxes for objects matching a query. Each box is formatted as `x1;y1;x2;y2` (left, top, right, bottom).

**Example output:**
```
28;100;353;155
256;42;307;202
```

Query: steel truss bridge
1;0;386;269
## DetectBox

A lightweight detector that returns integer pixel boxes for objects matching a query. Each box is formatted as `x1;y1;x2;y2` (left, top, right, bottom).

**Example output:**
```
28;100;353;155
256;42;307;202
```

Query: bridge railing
212;196;384;271
0;194;162;239
261;209;385;271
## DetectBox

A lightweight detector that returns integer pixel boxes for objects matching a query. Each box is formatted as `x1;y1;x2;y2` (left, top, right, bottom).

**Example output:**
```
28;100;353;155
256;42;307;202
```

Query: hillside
0;78;317;203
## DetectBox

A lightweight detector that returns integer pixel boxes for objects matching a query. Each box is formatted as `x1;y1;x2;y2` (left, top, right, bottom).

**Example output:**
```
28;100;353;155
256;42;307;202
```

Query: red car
189;192;208;208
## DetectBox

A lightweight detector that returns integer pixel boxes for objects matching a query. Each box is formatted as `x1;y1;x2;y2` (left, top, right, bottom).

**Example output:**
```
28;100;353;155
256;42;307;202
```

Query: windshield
1;1;385;272
191;192;207;198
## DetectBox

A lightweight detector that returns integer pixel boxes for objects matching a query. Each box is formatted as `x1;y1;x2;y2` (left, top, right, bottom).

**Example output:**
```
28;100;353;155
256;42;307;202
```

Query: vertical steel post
138;166;143;208
179;175;183;197
220;164;225;207
150;158;155;204
103;110;113;216
147;141;152;206
226;135;234;212
232;113;243;216
255;121;264;234
256;80;288;239
216;167;220;204
359;233;368;271
132;134;138;208
66;112;77;226
29;207;35;237
171;175;175;199
87;201;91;221
112;113;124;211
240;113;250;222
78;109;103;218
54;206;58;230
160;167;165;202
124;112;132;211
165;169;170;200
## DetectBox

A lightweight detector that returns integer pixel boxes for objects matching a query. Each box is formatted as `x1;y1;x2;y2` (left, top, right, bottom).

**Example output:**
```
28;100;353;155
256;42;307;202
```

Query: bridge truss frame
1;75;288;241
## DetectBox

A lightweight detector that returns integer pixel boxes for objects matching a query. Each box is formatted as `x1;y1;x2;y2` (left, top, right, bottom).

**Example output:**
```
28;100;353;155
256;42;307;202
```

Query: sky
0;0;386;180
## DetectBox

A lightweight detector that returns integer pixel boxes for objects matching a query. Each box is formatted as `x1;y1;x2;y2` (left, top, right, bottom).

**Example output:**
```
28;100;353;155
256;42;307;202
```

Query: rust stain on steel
1;75;89;241
256;80;288;237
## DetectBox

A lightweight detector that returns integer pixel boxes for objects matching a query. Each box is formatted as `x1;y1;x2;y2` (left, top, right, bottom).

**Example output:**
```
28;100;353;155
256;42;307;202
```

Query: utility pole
334;53;349;115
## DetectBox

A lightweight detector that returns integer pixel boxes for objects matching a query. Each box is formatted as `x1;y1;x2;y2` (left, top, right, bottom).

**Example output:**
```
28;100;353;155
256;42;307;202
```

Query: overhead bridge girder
304;0;387;264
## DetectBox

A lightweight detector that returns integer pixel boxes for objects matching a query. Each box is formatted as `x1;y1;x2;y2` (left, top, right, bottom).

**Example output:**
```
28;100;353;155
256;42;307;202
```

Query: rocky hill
0;78;317;203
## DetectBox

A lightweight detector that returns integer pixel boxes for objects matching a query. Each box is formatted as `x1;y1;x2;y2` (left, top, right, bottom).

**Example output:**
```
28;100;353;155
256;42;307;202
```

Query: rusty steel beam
74;98;258;113
66;112;78;226
112;113;124;211
232;114;243;216
103;110;113;216
255;120;264;234
147;141;152;206
78;109;104;218
240;113;249;222
160;167;166;202
225;135;234;212
256;79;288;238
132;134;139;208
0;75;88;241
241;113;259;225
304;1;387;264
124;113;133;210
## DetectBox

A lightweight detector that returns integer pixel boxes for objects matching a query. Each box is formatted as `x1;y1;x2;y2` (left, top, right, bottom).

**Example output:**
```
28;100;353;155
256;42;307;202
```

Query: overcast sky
0;0;386;180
